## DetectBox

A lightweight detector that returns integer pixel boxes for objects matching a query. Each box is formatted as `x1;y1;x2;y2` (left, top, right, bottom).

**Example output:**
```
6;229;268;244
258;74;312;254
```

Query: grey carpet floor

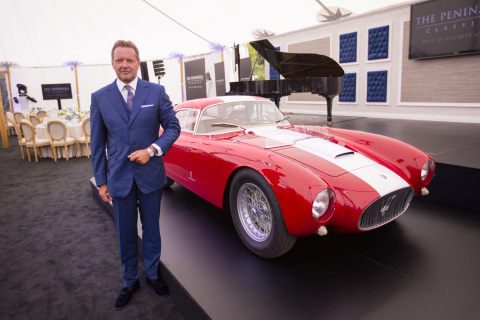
0;135;185;320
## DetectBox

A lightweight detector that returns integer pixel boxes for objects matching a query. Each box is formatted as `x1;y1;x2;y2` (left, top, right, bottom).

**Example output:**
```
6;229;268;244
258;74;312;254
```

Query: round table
35;121;89;158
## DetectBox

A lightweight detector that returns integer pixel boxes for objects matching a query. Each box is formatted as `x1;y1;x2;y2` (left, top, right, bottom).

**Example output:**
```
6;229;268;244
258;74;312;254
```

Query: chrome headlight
421;159;435;181
312;189;335;220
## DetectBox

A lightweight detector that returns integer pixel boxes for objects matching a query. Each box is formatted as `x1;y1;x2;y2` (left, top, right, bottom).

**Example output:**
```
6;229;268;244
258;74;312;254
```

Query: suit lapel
129;79;149;124
106;80;129;123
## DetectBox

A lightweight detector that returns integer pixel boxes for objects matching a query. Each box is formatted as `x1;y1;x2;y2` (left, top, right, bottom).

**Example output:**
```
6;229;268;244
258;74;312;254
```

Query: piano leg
274;96;281;107
325;96;333;127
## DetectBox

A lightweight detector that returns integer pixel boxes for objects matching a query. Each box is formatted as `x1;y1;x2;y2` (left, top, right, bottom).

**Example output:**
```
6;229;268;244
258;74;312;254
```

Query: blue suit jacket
90;78;180;198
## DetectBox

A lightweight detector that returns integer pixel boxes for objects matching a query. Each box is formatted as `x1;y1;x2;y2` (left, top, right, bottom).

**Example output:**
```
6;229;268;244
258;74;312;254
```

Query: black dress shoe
146;277;169;297
114;279;140;310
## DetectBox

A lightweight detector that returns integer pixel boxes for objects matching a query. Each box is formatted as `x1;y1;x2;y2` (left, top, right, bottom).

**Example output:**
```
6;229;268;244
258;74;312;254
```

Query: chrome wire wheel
230;169;297;258
237;182;272;242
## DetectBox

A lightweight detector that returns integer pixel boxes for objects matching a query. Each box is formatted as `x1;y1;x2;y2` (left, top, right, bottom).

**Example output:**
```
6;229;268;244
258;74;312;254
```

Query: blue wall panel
367;70;388;102
339;32;357;63
339;73;356;102
368;26;389;60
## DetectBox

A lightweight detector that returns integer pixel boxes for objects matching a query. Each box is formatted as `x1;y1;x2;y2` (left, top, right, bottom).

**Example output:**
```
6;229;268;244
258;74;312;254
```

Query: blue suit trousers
112;179;163;287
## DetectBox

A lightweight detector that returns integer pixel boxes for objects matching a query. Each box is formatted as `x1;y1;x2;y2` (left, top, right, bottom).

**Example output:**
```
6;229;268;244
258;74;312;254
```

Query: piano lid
250;39;344;79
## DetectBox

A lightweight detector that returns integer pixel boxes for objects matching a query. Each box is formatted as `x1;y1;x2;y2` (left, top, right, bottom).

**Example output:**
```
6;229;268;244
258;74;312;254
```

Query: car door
184;131;241;208
164;108;198;185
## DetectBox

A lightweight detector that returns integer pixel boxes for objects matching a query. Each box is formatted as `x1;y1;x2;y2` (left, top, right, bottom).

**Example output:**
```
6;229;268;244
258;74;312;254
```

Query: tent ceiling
0;0;414;67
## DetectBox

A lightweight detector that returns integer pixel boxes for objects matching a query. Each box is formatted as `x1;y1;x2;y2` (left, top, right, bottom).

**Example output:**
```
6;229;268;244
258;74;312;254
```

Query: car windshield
196;100;289;134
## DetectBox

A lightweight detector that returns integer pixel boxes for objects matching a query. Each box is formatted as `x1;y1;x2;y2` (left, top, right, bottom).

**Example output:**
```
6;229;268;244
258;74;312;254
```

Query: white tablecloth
35;122;90;158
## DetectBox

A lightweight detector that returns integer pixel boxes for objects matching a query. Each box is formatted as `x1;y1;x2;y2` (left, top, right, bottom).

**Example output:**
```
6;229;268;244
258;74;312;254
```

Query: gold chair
47;110;58;118
37;110;47;118
5;116;15;136
77;117;91;158
22;117;33;126
47;120;77;161
6;111;17;125
19;119;51;162
41;116;52;123
29;114;42;126
14;112;25;124
10;121;27;159
7;111;21;137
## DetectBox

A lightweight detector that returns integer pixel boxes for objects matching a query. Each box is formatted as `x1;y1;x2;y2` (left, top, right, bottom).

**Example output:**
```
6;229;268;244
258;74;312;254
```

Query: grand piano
228;39;344;125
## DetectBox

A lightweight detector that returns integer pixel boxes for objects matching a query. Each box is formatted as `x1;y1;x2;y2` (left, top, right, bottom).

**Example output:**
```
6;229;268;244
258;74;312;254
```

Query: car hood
238;126;409;197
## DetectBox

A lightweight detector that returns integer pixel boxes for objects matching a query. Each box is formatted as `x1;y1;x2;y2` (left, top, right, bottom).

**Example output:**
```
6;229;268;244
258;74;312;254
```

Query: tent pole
6;67;14;113
74;65;80;109
0;85;9;148
179;57;185;102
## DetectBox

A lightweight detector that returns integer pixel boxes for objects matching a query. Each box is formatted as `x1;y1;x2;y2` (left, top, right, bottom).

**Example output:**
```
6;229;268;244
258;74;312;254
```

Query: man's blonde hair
111;40;140;61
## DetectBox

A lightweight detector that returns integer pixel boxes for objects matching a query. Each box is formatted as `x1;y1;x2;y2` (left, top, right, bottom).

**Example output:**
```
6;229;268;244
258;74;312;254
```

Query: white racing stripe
252;126;409;196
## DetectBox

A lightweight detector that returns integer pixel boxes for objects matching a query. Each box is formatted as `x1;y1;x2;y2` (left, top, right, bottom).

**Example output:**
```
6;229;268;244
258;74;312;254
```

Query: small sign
239;57;252;81
214;62;226;96
409;0;480;59
41;83;73;100
185;58;206;100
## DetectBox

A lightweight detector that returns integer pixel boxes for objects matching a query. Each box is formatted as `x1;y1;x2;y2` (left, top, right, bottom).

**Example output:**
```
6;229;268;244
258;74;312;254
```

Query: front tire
230;169;296;258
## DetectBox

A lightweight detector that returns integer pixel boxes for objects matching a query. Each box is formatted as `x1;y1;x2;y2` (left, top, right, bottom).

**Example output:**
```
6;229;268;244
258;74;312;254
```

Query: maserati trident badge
380;195;396;215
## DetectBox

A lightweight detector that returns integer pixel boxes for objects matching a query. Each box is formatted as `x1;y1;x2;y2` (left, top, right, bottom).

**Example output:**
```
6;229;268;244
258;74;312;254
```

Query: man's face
112;47;140;84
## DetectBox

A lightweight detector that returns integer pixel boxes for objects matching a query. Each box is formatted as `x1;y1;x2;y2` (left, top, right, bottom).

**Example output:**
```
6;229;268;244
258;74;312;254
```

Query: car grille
358;187;414;231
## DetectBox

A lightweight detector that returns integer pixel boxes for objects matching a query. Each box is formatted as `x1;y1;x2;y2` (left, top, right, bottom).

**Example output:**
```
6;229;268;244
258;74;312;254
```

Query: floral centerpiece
30;106;44;113
59;107;85;122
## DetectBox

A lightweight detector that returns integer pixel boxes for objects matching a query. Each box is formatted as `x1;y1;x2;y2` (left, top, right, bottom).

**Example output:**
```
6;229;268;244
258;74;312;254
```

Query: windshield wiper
276;117;289;124
276;117;294;129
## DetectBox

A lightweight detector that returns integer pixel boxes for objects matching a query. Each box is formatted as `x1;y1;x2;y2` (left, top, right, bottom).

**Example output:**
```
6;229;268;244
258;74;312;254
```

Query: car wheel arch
222;165;270;212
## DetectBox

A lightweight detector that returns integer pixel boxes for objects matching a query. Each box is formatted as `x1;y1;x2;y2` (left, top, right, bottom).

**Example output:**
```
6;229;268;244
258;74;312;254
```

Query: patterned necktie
125;85;134;109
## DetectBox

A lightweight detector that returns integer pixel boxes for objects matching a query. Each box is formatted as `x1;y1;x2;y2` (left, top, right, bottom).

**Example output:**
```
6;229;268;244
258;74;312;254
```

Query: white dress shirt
116;77;163;156
117;77;138;103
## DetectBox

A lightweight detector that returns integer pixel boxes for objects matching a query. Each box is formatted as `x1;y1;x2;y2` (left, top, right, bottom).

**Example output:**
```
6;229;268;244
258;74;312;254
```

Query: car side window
186;110;198;132
175;109;198;133
175;110;189;131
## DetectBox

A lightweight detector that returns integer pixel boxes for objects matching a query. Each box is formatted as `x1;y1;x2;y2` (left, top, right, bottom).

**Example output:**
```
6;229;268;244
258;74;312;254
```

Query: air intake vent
358;187;414;231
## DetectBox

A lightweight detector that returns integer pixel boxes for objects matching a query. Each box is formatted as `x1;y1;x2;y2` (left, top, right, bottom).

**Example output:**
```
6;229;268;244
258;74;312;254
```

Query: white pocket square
141;104;154;108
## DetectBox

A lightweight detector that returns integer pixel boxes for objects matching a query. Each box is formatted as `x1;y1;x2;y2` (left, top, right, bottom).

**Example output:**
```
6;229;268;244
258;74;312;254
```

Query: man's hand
128;148;151;164
99;184;112;202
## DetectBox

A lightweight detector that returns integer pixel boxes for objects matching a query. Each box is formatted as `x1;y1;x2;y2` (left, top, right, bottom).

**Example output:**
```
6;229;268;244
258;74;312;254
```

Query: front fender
237;153;334;237
331;128;434;194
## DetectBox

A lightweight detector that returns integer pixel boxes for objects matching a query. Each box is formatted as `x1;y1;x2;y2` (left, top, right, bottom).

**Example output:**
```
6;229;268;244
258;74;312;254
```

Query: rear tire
164;177;175;188
229;169;296;258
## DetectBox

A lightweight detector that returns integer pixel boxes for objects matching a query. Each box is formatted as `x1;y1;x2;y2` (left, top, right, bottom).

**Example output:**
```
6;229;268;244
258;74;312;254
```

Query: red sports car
163;96;435;258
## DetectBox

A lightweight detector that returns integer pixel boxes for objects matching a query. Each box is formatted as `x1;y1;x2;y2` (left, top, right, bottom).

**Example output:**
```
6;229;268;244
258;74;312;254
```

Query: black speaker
140;61;149;81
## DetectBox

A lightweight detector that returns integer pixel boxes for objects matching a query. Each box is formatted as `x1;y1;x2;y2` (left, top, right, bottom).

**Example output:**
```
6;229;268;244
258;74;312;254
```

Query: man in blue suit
90;40;180;310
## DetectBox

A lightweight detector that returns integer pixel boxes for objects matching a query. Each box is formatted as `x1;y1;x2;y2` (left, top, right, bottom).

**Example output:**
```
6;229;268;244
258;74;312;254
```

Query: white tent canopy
0;0;413;67
0;0;417;112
